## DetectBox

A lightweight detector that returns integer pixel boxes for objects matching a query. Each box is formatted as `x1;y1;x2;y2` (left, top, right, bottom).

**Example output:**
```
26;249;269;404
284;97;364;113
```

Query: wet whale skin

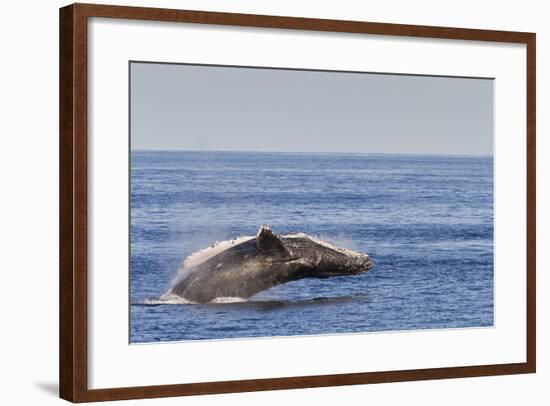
170;226;373;304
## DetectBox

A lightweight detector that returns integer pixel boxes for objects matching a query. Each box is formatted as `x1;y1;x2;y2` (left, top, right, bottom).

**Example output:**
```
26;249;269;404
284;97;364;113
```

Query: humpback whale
167;225;373;304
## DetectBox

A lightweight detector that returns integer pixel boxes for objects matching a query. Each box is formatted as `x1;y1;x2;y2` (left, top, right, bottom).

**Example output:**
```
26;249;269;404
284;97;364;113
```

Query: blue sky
130;62;493;155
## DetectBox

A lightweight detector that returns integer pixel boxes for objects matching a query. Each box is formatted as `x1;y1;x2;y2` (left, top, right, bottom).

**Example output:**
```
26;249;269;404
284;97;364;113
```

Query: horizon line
130;148;493;158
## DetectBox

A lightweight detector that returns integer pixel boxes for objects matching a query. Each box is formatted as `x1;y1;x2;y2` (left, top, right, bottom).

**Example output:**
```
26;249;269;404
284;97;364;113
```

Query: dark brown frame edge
59;2;536;403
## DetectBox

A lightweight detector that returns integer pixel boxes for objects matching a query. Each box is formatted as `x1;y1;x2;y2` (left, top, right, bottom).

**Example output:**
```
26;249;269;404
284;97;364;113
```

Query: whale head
257;225;373;279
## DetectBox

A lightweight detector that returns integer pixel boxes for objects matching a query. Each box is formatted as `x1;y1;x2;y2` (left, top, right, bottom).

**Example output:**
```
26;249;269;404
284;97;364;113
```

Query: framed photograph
59;3;536;402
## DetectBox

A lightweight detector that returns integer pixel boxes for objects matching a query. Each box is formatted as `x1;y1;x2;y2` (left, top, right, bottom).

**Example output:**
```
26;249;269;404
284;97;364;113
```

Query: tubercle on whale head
315;253;373;278
358;253;374;273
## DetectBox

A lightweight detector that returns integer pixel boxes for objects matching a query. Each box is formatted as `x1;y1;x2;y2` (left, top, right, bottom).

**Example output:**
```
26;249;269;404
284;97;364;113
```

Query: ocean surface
130;151;493;343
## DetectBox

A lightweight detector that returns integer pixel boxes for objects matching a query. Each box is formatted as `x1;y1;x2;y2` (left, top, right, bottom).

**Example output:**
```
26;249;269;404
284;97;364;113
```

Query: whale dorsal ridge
256;225;287;254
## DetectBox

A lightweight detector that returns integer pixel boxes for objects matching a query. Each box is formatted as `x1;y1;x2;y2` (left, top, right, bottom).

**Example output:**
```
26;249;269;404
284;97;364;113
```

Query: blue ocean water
130;151;493;343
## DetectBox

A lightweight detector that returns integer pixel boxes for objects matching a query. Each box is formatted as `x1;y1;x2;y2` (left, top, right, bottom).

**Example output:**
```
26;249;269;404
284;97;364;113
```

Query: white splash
143;293;196;305
210;296;247;304
143;293;247;305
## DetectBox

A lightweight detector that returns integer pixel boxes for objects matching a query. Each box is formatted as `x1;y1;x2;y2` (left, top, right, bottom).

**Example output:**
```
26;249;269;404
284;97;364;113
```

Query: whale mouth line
135;293;369;308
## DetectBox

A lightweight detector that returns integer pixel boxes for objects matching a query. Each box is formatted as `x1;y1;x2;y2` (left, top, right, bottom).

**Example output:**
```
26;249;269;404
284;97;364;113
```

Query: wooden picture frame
59;3;536;402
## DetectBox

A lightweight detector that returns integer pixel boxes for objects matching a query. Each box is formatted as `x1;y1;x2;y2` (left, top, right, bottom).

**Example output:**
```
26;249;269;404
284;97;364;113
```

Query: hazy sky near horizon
130;62;493;155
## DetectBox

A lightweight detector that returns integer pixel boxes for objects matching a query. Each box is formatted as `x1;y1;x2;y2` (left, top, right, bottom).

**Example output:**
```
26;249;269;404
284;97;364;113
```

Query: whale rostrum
167;225;373;304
